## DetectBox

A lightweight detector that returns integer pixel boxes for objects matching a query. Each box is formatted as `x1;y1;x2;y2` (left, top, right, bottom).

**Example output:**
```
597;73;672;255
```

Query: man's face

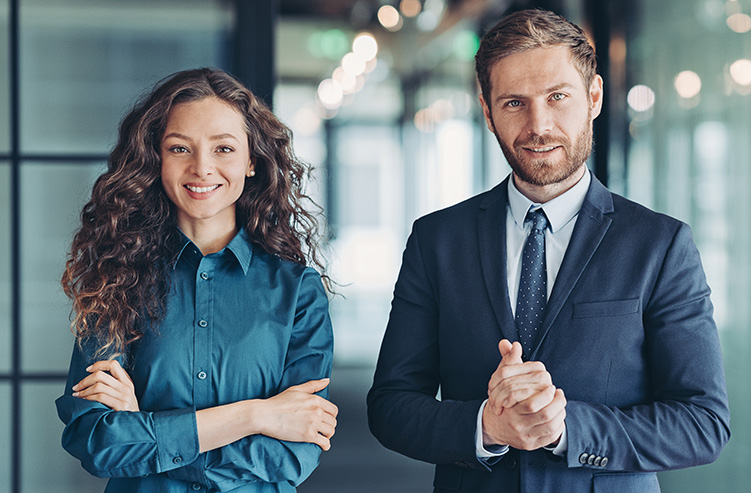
479;45;603;189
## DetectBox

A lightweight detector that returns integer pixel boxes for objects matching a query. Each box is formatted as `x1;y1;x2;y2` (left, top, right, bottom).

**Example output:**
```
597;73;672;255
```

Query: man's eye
551;93;566;101
506;100;521;108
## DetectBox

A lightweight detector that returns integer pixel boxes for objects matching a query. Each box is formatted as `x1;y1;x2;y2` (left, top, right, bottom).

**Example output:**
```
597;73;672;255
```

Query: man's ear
589;75;604;119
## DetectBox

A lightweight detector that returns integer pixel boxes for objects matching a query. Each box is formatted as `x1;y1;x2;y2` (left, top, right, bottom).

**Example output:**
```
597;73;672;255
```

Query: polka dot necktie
515;209;548;358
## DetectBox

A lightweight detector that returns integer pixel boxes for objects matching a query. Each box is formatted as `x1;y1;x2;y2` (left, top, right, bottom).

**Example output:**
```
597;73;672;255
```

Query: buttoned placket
193;256;215;411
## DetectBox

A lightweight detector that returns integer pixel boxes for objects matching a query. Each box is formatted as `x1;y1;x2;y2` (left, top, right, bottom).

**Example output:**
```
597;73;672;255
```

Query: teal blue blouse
56;229;334;492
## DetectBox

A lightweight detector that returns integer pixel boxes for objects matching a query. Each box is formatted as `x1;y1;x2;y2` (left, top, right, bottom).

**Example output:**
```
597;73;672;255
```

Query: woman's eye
169;145;188;153
217;146;234;154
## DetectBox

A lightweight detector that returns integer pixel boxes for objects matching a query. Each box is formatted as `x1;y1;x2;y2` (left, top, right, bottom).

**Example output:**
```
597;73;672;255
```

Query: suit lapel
477;178;518;343
530;175;614;360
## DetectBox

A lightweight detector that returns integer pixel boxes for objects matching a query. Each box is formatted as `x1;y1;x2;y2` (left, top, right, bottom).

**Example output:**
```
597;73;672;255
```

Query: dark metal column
232;0;278;109
585;0;612;186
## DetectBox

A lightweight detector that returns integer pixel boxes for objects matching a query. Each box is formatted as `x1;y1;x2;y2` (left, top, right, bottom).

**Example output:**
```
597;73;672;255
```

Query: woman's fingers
284;378;330;395
255;382;339;449
72;359;140;411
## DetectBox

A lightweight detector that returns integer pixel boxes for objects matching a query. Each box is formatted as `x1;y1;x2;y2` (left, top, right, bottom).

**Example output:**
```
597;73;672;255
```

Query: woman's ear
247;160;256;177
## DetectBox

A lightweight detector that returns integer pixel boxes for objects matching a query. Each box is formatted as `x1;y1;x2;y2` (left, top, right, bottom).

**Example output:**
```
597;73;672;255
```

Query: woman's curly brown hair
62;68;330;355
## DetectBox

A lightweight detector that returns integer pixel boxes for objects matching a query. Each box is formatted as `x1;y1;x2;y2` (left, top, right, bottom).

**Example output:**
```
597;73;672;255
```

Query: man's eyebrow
493;82;576;103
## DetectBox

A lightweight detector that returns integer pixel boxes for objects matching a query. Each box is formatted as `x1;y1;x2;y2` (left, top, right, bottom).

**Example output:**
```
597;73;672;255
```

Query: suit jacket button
579;453;589;464
601;457;609;467
593;456;602;466
587;455;596;465
504;456;517;470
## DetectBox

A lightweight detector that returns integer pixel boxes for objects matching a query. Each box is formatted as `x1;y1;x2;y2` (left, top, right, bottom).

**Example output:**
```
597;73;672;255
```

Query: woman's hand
254;379;339;451
71;359;140;412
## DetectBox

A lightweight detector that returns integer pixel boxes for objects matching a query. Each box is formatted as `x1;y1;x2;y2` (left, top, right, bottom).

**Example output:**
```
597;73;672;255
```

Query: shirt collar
174;227;253;275
507;168;591;234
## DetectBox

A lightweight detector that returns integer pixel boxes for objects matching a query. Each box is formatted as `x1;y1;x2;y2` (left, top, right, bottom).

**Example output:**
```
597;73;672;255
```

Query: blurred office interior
1;0;750;491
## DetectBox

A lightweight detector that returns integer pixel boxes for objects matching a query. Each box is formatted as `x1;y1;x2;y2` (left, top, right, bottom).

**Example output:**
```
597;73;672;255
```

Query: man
367;9;730;492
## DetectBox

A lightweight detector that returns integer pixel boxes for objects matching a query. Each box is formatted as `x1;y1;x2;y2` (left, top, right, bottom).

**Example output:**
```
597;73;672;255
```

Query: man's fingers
501;341;523;365
498;339;513;357
488;360;549;395
506;384;556;413
491;379;554;410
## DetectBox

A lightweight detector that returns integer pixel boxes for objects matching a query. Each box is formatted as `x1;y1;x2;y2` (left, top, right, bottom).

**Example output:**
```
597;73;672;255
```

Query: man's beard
494;109;593;187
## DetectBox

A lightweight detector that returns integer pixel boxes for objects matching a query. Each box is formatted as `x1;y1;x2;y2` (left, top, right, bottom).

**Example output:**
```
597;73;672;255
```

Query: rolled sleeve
153;408;201;471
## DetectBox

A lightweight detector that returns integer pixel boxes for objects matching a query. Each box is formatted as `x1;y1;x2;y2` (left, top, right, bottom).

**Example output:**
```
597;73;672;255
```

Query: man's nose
525;102;554;135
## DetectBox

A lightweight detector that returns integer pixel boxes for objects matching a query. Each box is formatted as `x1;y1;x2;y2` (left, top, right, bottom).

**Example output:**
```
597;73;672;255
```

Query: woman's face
160;97;253;235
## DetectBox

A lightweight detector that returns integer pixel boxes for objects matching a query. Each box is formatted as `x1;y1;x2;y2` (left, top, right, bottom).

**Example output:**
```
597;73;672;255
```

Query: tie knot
526;209;548;233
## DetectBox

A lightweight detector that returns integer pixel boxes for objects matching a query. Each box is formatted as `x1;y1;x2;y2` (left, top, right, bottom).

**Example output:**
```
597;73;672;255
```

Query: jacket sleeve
367;221;486;467
564;223;731;472
55;345;201;478
166;268;334;491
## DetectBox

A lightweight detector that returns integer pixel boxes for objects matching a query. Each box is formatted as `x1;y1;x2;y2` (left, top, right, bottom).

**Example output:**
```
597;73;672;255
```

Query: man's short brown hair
475;9;598;104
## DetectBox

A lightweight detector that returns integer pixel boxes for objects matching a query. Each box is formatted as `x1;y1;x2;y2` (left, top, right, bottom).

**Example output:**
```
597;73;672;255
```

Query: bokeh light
400;0;422;18
352;32;378;61
317;78;344;110
341;52;367;77
378;5;402;31
674;70;702;99
627;84;656;112
727;12;751;33
730;59;751;86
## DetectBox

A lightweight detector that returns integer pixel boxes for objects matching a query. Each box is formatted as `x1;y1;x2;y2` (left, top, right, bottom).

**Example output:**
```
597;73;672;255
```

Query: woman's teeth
185;184;220;193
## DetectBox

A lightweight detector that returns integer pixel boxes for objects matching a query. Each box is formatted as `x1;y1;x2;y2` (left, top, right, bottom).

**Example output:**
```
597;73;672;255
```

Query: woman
56;68;337;492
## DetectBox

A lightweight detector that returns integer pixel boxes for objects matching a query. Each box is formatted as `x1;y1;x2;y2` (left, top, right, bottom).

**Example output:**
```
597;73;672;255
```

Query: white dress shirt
475;169;591;463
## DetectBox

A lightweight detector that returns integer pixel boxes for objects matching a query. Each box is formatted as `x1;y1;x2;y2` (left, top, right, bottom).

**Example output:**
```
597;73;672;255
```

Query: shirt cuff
475;400;509;459
542;425;568;456
153;407;201;472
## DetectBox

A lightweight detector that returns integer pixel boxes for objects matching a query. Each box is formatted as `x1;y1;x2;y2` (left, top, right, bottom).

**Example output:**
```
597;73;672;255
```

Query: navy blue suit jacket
367;175;730;492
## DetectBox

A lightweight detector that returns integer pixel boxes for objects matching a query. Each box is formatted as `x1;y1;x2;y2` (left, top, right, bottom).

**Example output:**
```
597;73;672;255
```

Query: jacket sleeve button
579;453;589;464
601;457;609;467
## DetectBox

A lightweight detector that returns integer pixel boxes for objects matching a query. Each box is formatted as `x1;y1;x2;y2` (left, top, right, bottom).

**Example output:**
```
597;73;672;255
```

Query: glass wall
19;0;231;154
3;1;232;491
19;162;106;373
3;0;749;491
611;0;751;490
0;0;9;152
0;163;10;375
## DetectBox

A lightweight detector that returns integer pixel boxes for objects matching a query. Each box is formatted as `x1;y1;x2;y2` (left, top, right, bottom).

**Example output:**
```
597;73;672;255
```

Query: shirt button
191;484;202;491
197;371;207;380
200;272;209;280
172;456;182;464
198;320;208;328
